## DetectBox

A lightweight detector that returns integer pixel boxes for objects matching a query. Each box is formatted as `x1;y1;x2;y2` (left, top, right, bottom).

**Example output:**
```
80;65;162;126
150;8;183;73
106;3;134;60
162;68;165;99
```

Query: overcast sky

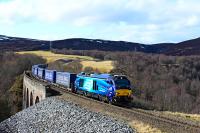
0;0;200;44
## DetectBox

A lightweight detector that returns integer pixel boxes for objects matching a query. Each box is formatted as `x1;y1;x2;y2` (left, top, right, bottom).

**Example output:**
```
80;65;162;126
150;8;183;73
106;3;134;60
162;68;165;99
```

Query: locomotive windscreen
114;76;131;89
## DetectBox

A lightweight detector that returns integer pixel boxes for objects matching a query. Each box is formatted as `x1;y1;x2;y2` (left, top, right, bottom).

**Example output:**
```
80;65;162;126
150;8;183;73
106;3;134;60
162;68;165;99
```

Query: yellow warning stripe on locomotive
115;89;132;97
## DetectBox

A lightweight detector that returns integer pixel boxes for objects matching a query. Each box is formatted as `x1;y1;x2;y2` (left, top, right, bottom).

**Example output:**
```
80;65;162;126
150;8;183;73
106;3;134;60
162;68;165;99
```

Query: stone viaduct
23;72;47;108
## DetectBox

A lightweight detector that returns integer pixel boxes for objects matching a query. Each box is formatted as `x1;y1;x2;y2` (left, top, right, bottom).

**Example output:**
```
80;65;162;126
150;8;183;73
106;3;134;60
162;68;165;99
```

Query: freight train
32;64;133;104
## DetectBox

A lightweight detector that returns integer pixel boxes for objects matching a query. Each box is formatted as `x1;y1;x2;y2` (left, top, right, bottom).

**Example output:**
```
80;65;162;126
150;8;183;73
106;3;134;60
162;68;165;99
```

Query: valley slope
1;35;200;56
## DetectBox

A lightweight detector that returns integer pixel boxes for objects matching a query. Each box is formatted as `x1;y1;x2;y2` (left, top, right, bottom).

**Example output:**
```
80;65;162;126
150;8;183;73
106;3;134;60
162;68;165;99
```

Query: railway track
25;72;200;133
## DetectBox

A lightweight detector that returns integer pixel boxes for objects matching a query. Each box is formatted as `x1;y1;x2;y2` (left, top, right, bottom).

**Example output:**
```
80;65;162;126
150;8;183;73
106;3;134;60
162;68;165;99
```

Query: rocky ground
0;97;134;133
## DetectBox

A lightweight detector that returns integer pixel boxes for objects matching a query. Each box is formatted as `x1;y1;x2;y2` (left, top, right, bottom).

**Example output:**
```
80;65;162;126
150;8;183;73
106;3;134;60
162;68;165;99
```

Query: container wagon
37;64;48;69
56;72;77;91
38;67;45;79
32;65;38;76
45;69;56;83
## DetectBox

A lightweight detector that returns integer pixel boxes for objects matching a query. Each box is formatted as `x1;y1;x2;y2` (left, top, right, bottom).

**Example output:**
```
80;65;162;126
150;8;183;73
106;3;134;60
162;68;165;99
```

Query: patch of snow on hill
96;40;102;43
0;36;10;40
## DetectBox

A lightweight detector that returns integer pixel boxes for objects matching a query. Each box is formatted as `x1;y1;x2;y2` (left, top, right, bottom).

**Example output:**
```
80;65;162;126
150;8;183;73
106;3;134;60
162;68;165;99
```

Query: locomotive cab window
106;80;113;85
114;76;131;89
93;80;98;90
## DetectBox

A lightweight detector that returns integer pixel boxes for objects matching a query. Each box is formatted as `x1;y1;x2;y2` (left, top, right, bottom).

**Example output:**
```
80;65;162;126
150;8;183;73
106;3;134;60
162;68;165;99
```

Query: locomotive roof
91;74;113;79
77;73;113;79
77;73;127;80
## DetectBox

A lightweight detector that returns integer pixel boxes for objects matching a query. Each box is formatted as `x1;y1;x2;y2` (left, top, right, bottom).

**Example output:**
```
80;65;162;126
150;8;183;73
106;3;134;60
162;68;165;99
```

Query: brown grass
16;50;94;63
163;111;200;122
80;60;114;72
129;120;164;133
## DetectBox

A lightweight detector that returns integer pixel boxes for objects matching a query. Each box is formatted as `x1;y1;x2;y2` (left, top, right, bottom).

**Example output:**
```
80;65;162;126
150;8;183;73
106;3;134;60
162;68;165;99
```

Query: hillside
52;38;156;52
0;35;49;51
160;37;200;56
1;35;200;56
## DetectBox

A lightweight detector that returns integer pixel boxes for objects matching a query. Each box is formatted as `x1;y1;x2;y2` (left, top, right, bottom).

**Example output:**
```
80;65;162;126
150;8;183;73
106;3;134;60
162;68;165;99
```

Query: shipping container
37;64;48;69
32;65;38;76
32;66;35;75
34;67;38;76
56;72;77;89
38;68;45;79
45;69;56;83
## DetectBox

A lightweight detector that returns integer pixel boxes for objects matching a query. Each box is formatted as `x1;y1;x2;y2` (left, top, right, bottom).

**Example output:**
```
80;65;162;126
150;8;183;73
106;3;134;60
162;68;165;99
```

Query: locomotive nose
115;89;132;97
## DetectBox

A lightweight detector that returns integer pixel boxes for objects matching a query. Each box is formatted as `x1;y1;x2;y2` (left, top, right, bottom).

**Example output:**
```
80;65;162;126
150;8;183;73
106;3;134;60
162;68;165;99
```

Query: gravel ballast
0;97;134;133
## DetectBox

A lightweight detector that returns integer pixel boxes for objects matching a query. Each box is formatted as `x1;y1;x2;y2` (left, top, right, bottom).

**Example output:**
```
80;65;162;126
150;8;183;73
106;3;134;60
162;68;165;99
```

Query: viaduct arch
23;72;47;109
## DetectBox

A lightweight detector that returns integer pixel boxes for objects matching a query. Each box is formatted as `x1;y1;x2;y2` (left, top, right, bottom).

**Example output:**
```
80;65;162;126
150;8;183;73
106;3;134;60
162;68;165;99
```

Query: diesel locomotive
32;64;133;103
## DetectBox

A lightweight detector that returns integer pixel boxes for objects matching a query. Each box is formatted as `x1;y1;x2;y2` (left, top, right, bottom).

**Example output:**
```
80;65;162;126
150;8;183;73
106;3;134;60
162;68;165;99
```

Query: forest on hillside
53;49;200;113
0;52;45;122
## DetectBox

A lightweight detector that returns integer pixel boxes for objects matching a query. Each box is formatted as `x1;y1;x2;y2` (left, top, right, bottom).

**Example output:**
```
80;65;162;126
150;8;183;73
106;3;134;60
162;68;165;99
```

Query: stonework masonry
23;73;46;109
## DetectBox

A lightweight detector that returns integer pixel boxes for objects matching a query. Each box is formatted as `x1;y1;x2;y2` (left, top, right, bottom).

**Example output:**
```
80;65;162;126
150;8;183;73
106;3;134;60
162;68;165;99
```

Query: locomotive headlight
128;90;132;96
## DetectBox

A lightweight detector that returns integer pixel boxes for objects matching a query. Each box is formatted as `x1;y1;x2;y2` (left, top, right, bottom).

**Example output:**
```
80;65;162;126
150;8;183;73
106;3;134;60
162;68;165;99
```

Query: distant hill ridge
0;35;200;56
